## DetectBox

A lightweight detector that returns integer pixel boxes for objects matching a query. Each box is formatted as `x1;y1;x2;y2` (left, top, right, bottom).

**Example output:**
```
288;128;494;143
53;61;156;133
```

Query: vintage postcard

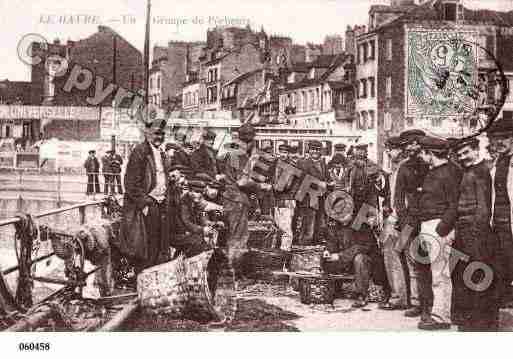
1;1;513;352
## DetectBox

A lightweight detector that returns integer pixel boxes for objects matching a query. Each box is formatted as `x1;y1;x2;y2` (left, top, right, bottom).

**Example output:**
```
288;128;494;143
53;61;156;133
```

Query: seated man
172;180;216;258
323;218;375;308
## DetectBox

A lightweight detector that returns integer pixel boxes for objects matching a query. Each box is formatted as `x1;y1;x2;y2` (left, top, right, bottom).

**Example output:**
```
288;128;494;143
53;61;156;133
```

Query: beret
354;142;369;150
334;143;346;150
88;150;96;154
289;145;299;154
418;136;449;152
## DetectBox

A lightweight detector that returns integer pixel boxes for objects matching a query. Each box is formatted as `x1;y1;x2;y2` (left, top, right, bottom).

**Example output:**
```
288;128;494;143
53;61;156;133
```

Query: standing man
119;119;170;272
191;129;219;178
380;136;410;310
395;129;429;318
295;140;329;246
274;144;299;251
110;149;124;195
84;150;101;195
217;123;272;279
101;151;112;195
416;136;461;330
488;119;513;307
451;137;500;331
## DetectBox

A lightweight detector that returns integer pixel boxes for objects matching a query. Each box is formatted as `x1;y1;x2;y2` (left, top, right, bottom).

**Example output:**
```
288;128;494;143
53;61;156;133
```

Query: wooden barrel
137;250;236;323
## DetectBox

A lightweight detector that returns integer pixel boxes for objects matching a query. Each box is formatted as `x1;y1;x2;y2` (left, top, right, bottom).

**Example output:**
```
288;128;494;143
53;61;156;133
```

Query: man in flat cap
84;150;101;195
328;143;349;192
414;136;462;330
217;123;272;279
394;129;429;318
488;118;513;307
168;130;193;169
191;129;219;178
380;136;410;310
450;137;500;331
119;118;170;272
295;140;329;245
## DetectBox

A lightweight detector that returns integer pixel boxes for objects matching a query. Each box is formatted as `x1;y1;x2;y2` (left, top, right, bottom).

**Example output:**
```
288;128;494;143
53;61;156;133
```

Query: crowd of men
117;116;513;331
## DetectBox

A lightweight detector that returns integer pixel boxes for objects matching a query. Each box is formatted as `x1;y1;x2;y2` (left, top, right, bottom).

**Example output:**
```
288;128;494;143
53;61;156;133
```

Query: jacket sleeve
435;168;462;237
124;148;153;210
180;203;204;234
474;167;492;225
394;165;408;226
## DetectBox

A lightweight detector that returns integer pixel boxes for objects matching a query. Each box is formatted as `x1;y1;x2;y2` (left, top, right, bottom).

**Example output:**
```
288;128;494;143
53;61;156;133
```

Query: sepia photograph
0;0;513;353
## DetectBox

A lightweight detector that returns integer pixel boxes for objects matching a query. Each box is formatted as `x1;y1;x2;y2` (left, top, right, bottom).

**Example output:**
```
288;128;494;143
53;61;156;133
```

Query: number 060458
18;342;50;351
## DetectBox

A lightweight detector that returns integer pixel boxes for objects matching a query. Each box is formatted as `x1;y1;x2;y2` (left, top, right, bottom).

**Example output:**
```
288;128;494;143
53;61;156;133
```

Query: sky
0;0;511;81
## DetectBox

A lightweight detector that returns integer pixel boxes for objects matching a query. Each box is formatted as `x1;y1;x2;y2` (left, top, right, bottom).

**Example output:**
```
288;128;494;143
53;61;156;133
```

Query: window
361;79;368;98
369;77;375;98
363;43;368;62
443;2;457;21
369;40;375;60
386;76;392;98
368;110;375;129
5;125;11;138
384;112;392;131
157;76;160;89
150;77;153;89
357;46;361;64
386;39;393;61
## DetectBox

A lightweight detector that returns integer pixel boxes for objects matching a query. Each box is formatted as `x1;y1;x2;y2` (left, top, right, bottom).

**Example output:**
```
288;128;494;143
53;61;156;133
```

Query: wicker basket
243;249;291;281
247;220;282;249
298;276;336;305
289;245;324;272
137;250;236;323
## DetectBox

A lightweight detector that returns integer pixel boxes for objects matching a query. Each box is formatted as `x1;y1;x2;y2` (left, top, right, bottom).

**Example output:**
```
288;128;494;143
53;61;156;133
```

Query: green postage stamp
406;29;479;118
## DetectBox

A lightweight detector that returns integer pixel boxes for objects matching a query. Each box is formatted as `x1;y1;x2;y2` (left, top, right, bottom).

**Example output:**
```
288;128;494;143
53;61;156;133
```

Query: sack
118;209;148;261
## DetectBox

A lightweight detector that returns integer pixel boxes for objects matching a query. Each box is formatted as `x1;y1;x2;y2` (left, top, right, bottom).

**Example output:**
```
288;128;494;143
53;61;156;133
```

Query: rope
13;213;38;311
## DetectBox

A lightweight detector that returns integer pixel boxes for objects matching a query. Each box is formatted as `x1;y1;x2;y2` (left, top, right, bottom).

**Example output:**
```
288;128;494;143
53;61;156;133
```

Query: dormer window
441;1;462;21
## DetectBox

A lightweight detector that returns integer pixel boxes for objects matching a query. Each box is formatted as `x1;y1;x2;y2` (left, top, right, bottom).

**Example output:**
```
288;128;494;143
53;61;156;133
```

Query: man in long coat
488;118;513;307
451;137;500;331
119;119;170;272
295;140;329;246
84;150;101;194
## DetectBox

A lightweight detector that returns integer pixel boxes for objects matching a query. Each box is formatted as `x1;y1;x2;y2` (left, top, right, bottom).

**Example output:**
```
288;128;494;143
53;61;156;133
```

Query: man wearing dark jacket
191;129;219;178
110;150;124;194
394;129;430;318
295;140;329;245
84;150;101;194
416;136;462;330
451;137;500;331
119;119;170;272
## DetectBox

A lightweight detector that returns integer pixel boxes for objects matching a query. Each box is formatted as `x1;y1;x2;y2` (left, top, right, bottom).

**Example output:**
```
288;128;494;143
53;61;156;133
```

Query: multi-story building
356;0;513;166
277;53;357;147
323;35;345;55
0;80;39;142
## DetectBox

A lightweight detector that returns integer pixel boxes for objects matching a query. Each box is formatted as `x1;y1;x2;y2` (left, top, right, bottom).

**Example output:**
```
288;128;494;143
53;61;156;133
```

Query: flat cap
418;136;449;152
145;118;167;133
399;129;426;143
88;150;96;154
308;140;323;149
188;180;206;192
487;118;513;137
334;143;347;151
451;137;480;152
289;145;299;154
169;164;190;172
195;173;214;183
354;142;369;150
278;144;290;152
165;143;182;151
385;136;405;149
